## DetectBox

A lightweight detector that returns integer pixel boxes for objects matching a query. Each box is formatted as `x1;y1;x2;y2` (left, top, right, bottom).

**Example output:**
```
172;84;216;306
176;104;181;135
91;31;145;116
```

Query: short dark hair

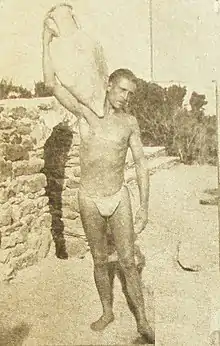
108;68;137;85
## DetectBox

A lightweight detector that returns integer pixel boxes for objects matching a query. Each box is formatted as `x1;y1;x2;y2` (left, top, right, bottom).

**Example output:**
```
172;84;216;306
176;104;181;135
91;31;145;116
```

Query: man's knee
119;256;136;274
93;252;108;268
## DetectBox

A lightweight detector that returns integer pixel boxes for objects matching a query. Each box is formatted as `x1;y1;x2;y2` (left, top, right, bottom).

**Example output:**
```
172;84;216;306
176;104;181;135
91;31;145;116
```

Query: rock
21;136;34;151
0;203;12;227
0;249;11;264
10;249;38;271
27;233;42;250
12;158;44;177
37;229;52;259
5;144;29;161
31;213;52;233
38;205;51;217
10;106;27;120
62;217;84;237
12;199;37;222
0;143;8;157
64;167;80;178
26;108;40;120
31;148;44;159
38;103;53;111
177;241;203;272
73;166;81;177
15;119;32;135
9;174;47;194
62;207;79;220
1;221;23;237
0;263;14;282
19;223;30;240
0;114;13;129
11;204;22;222
27;188;46;199
11;243;27;258
66;145;80;158
65;156;80;166
199;194;218;205
20;215;34;226
1;231;25;249
0;128;17;143
35;196;49;209
10;132;22;144
62;191;80;213
0;187;9;204
72;134;80;145
0;159;12;182
9;191;25;205
65;236;88;259
66;178;80;189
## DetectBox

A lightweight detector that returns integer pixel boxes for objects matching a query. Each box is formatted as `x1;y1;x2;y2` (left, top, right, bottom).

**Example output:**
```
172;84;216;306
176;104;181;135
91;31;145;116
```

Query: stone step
144;146;166;159
147;156;180;174
0;96;55;108
125;156;180;183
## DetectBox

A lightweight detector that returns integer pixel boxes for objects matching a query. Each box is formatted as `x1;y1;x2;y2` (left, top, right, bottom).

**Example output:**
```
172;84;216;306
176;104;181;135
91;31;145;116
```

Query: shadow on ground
0;322;31;346
42;122;73;259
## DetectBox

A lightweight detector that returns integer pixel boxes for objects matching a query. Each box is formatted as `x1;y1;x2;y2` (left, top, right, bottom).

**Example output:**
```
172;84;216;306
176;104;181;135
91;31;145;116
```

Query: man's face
107;77;136;110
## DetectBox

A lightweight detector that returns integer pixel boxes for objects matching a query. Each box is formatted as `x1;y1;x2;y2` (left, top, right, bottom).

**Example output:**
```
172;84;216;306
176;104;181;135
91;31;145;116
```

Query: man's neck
104;98;122;118
104;98;114;117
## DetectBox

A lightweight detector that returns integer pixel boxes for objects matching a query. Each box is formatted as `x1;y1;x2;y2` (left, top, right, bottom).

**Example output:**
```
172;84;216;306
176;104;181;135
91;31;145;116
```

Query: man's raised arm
42;25;83;118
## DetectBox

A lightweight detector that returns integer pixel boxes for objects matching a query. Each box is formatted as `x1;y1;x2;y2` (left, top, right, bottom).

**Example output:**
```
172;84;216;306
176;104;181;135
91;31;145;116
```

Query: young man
42;20;154;344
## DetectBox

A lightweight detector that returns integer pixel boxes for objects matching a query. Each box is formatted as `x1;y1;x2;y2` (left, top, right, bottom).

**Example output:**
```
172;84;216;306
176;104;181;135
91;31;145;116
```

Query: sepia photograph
0;0;220;345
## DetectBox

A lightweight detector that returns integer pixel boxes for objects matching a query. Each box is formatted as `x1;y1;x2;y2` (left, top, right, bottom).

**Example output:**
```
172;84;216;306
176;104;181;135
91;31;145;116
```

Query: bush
34;81;53;97
169;110;217;165
0;79;32;99
128;79;217;165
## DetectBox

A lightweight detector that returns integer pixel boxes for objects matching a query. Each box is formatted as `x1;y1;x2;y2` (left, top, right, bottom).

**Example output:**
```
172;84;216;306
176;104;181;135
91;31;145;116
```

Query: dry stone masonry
0;97;87;282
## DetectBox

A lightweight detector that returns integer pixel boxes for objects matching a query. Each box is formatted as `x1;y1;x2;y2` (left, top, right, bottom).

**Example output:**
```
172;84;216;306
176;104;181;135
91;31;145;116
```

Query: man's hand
134;205;148;234
42;16;58;45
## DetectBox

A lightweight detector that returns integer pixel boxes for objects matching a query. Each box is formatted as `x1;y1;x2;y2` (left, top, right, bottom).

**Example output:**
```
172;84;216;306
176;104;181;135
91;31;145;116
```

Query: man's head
106;69;137;110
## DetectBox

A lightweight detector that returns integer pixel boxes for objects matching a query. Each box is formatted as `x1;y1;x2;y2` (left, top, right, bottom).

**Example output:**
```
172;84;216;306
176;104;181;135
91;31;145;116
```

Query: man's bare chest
79;117;131;146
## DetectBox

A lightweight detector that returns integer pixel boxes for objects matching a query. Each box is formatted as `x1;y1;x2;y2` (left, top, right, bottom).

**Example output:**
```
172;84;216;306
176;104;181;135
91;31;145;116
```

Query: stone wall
0;97;87;282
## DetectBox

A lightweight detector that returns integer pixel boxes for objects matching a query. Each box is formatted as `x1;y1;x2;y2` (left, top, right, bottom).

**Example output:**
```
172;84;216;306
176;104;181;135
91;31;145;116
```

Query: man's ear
107;81;112;92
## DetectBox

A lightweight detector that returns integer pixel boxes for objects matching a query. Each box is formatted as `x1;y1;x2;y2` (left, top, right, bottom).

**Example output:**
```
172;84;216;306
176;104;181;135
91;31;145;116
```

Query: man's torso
79;113;133;197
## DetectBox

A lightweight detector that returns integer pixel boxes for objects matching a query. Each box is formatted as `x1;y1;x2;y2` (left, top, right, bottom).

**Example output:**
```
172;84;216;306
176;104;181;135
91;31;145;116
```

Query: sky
0;0;220;113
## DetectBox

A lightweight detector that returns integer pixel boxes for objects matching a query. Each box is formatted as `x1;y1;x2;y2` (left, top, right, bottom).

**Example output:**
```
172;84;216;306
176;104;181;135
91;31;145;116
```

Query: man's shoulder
121;111;137;124
125;113;139;129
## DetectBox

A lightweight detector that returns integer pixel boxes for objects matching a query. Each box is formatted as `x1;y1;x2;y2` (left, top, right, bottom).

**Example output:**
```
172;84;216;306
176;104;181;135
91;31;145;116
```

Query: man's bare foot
137;322;155;344
90;313;114;331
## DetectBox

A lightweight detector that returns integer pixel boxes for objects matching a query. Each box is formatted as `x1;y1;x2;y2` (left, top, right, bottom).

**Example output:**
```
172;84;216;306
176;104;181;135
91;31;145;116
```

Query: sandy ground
0;164;219;346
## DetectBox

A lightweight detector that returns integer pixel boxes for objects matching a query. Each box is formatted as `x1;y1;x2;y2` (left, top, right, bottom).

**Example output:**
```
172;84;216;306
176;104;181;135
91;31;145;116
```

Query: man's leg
108;186;155;343
108;262;117;307
116;265;137;318
78;190;114;331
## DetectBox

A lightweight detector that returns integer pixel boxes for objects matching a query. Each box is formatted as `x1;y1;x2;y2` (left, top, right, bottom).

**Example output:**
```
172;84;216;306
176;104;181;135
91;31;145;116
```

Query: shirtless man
42;22;154;344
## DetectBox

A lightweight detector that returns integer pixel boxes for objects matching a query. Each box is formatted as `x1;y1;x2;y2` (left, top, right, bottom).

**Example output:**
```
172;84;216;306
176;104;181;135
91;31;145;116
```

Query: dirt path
0;164;219;345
